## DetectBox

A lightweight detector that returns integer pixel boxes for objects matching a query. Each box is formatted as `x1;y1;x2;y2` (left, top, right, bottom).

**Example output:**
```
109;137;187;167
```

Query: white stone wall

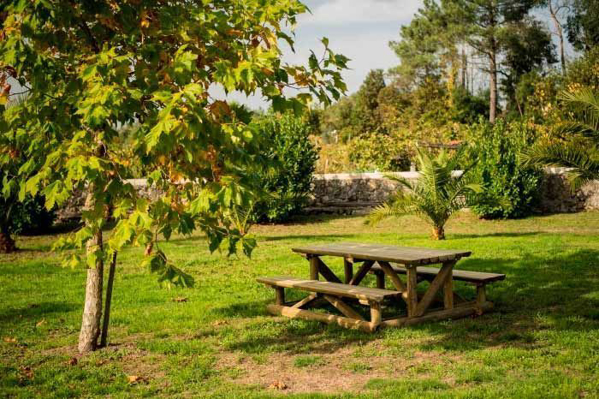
55;169;599;221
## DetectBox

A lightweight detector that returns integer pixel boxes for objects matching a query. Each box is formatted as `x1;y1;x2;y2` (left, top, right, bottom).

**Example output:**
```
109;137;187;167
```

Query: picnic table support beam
370;302;382;329
292;294;319;309
349;261;375;286
267;305;376;333
383;300;493;328
344;258;354;284
324;295;365;321
274;287;285;306
406;266;419;317
378;261;406;292
309;256;319;280
375;270;385;289
317;258;343;283
443;269;454;310
414;261;456;317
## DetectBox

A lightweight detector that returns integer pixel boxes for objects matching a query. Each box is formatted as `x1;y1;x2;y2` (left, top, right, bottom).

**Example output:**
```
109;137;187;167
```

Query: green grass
1;211;599;398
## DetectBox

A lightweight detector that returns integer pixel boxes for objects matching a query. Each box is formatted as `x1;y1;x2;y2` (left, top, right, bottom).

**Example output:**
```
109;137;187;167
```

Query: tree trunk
100;251;117;348
78;190;104;354
549;1;567;75
489;50;498;123
432;226;445;240
0;229;16;253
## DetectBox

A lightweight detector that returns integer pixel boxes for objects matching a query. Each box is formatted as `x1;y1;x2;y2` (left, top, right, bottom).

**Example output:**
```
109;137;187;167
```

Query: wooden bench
257;276;402;332
370;264;505;307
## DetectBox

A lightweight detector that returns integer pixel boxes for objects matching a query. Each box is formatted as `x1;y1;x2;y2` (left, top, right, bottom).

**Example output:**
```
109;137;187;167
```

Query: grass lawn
1;211;599;398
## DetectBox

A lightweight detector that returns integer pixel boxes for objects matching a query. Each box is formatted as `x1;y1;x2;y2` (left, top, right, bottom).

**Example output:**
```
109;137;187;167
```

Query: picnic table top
292;242;471;266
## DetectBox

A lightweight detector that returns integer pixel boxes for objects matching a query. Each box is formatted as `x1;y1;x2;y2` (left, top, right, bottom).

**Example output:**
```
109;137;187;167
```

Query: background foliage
253;112;319;223
466;120;543;219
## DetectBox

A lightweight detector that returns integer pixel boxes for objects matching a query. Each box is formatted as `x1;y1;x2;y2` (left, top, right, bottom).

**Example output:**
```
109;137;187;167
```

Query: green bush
8;195;55;235
466;119;542;219
253;113;318;223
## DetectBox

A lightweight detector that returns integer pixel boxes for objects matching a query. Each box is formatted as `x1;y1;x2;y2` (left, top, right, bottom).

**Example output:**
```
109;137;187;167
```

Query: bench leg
370;302;382;330
476;284;488;314
274;287;285;306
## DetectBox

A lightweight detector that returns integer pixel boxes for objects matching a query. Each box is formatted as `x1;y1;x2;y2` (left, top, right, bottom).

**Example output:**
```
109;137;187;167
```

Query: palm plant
367;148;482;240
525;89;599;190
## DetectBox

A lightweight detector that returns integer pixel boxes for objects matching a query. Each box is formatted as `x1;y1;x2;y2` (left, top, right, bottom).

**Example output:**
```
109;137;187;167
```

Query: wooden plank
292;243;471;266
324;295;365;321
405;266;419;317
414;261;456;317
383;301;493;328
349;261;374;286
257;276;401;302
317;258;342;283
378;261;405;292
309;256;319;280
344;258;353;284
370;264;505;284
267;304;376;332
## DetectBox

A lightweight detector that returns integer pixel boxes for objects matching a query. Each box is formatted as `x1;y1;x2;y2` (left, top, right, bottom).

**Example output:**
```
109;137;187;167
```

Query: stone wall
55;169;599;221
307;169;599;215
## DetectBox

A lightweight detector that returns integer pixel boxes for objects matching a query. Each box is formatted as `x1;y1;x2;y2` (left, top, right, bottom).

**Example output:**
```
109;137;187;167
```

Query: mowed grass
1;211;599;398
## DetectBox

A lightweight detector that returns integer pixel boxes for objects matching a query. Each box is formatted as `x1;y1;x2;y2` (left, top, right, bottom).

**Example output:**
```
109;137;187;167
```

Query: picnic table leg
309;256;319;280
443;268;454;310
344;258;354;284
406;266;418;318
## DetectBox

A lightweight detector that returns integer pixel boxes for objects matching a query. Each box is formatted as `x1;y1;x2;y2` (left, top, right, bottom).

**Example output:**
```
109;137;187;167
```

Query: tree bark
488;50;498;123
78;190;104;354
100;251;117;348
432;226;445;240
549;1;567;75
0;229;16;253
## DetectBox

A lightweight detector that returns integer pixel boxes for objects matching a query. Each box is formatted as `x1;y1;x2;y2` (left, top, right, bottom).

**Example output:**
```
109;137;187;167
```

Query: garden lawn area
1;211;599;398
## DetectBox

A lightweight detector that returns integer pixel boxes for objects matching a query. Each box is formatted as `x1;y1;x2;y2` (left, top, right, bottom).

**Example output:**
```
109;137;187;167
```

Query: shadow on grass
452;232;541;239
261;234;352;243
0;301;78;324
218;248;599;354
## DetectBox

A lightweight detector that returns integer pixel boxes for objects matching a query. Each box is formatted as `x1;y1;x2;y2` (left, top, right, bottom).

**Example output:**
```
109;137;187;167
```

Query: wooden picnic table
258;242;504;331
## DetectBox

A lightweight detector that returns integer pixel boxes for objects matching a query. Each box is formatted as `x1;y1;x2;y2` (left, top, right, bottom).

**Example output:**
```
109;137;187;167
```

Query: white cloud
300;0;421;26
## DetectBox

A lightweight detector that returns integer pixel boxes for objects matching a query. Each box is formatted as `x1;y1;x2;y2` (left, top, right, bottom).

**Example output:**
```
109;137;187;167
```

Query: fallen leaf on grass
172;297;188;303
127;375;147;385
268;381;288;390
67;358;78;366
3;337;17;343
19;366;34;380
35;319;46;328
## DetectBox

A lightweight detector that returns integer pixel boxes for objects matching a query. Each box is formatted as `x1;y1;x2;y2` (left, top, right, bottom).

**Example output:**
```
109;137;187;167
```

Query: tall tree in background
502;18;556;115
444;0;545;123
0;0;346;353
354;69;387;134
547;0;570;74
566;0;599;51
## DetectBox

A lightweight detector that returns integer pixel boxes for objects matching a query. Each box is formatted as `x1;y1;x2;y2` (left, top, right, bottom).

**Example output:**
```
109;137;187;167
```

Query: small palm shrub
525;89;599;189
367;148;481;240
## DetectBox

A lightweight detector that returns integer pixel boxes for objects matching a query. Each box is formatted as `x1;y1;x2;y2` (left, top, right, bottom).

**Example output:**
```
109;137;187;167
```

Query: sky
220;0;423;109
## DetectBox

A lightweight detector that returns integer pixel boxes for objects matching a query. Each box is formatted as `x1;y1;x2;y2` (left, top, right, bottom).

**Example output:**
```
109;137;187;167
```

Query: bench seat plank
257;276;402;302
370;264;505;284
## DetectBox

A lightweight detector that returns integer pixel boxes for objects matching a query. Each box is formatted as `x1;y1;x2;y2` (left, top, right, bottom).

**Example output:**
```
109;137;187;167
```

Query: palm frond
526;141;599;191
